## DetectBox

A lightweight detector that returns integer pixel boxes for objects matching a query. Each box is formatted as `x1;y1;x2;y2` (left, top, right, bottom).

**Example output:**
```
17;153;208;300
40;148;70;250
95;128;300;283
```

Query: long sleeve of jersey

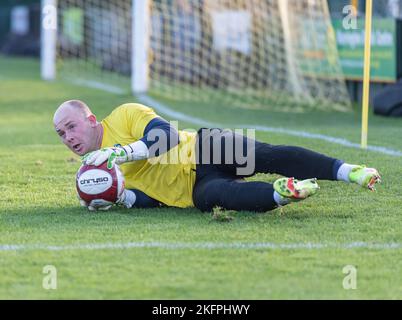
139;117;180;157
130;188;163;208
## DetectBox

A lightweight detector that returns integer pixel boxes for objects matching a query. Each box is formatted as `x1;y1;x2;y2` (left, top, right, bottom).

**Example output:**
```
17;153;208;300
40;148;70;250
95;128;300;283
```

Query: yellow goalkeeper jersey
101;103;197;208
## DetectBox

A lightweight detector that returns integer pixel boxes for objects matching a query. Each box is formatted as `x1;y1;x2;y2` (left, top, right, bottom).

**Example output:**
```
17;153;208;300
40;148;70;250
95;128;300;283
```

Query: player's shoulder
103;102;157;125
113;102;154;115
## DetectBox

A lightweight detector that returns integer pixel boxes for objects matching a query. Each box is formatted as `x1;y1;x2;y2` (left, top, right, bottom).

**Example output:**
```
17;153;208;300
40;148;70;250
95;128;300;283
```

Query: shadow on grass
0;203;330;234
1;205;203;228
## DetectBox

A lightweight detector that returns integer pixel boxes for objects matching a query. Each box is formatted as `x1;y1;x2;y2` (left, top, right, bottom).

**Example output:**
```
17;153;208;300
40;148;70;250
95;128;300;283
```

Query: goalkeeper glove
82;141;149;169
82;147;128;170
77;189;136;212
77;194;113;212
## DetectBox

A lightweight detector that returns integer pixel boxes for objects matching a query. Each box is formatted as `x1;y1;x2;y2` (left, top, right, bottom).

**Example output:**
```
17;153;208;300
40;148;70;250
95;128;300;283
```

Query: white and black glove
77;189;136;212
77;194;113;212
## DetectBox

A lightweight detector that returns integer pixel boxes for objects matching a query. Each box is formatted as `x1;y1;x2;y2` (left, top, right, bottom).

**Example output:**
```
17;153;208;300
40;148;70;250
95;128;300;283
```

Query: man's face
54;109;97;156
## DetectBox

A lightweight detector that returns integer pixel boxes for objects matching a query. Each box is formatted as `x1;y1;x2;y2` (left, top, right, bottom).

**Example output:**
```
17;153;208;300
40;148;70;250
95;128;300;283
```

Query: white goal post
132;0;150;93
41;0;351;111
41;0;57;81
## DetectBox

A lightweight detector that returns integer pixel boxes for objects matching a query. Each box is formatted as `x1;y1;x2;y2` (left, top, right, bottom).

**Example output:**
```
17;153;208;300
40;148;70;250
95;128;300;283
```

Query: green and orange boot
348;165;382;191
273;177;320;202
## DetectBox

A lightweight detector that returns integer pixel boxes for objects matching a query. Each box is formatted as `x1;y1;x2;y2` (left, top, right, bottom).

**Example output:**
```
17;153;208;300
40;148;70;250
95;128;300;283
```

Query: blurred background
0;0;40;56
1;0;402;115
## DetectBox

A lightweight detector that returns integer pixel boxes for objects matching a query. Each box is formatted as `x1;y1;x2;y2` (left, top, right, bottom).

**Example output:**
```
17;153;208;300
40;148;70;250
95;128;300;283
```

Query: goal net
50;0;351;111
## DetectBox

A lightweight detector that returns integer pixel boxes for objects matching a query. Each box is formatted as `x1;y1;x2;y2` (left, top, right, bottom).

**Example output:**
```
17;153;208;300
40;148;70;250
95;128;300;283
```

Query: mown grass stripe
1;241;401;252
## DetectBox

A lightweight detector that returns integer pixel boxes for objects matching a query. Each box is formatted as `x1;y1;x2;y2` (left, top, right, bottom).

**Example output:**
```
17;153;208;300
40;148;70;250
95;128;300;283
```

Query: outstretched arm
78;188;163;211
83;116;180;169
126;188;163;208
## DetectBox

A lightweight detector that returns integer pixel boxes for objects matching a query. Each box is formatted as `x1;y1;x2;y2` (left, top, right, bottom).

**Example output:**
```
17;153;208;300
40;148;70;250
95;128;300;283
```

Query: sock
273;191;290;206
337;163;358;182
121;189;137;208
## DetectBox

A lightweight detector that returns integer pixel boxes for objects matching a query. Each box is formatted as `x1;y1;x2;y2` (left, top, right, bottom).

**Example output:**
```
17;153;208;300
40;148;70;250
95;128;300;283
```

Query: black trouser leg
193;129;342;212
196;128;340;180
193;174;276;212
251;142;340;180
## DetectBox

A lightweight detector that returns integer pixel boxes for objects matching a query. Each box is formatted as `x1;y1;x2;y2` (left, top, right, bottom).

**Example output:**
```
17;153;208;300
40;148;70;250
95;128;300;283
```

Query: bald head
53;100;93;124
54;100;102;156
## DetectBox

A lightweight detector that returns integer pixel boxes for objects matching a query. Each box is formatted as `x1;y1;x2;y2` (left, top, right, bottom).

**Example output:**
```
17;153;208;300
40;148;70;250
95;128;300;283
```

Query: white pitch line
1;241;402;252
70;79;127;95
137;94;402;158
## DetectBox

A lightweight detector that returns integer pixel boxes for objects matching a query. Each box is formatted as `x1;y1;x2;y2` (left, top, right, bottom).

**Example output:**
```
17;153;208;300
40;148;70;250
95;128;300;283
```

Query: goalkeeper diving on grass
53;100;381;212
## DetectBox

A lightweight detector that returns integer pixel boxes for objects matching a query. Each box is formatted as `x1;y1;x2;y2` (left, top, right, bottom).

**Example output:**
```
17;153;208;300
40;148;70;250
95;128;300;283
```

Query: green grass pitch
0;56;401;299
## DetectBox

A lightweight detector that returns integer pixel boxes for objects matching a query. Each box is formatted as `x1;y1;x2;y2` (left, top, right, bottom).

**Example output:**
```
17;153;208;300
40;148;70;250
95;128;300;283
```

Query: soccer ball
76;162;125;208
